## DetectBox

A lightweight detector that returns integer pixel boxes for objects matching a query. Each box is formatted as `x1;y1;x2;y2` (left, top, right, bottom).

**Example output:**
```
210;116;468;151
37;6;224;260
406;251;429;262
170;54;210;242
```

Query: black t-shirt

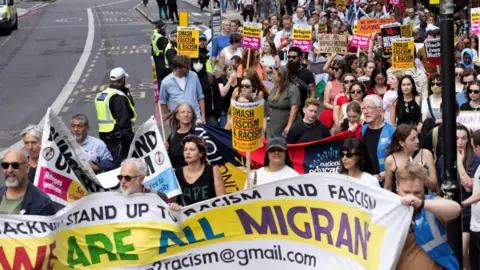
175;164;216;206
460;102;480;111
291;67;315;109
286;120;331;144
217;76;239;113
167;128;193;169
363;127;383;174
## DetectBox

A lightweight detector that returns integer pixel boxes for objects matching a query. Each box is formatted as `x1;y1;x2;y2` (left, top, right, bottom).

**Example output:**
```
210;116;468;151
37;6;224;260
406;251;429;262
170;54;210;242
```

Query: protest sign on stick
177;27;199;58
317;34;348;54
292;24;313;52
392;38;415;70
241;22;262;50
424;38;441;66
381;23;401;56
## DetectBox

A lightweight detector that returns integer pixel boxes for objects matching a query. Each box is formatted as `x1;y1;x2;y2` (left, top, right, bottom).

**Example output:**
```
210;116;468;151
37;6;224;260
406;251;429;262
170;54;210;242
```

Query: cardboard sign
381;23;401;56
292;24;313;52
317;34;348;54
457;111;480;131
424;38;441;66
351;34;371;49
472;8;480;35
392;38;415;70
177;27;199;58
400;24;412;38
241;22;262;49
231;99;264;152
357;17;395;35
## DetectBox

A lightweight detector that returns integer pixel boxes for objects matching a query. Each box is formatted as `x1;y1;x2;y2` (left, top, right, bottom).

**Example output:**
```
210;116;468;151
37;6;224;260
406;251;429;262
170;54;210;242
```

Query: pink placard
292;40;312;52
472;22;480;35
241;36;261;49
351;35;370;49
389;0;400;6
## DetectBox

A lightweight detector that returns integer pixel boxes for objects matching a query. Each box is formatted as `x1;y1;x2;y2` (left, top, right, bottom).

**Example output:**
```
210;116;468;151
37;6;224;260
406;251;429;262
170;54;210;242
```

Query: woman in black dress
390;75;422;129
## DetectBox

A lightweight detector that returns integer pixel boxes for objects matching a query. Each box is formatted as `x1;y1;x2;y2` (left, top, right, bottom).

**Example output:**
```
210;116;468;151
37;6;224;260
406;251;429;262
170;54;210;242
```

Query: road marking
0;8;96;159
191;12;202;16
32;3;50;10
81;78;87;83
73;91;79;96
28;3;43;10
61;107;69;113
67;98;74;104
0;35;12;49
95;0;131;8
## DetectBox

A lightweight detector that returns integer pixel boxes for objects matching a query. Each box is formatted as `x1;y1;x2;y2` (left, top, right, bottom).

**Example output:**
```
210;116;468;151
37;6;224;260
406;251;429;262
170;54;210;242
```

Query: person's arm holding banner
402;194;461;223
213;165;226;196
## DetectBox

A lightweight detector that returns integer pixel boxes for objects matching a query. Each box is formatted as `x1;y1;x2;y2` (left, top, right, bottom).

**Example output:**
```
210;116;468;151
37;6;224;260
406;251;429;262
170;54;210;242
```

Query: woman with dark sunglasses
175;135;225;206
337;81;365;123
339;138;380;187
421;73;443;124
237;48;268;81
332;73;356;128
460;80;480;111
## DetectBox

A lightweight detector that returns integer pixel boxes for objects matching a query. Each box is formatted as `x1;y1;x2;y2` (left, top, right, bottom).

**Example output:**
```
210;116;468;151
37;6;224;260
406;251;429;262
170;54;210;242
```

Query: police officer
151;20;171;82
94;67;136;167
164;30;177;72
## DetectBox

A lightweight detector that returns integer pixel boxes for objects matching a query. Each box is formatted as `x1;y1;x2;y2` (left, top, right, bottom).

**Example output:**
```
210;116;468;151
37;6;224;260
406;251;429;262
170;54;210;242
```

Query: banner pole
246;49;251;70
246;152;252;187
158;102;167;141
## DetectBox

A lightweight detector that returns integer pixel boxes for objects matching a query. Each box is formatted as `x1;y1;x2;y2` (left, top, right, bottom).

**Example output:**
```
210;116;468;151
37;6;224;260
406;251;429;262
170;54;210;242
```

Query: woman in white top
246;137;299;188
261;24;278;48
383;70;403;125
218;33;244;71
421;73;442;123
261;40;281;82
339;138;380;187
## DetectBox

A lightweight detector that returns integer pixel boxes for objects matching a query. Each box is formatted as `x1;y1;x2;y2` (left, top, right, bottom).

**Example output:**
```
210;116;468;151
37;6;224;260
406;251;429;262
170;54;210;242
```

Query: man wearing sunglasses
118;158;182;211
0;150;55;215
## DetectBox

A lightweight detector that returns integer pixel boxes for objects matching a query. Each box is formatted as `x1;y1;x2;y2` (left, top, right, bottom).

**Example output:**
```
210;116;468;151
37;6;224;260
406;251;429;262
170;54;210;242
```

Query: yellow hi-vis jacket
94;88;136;133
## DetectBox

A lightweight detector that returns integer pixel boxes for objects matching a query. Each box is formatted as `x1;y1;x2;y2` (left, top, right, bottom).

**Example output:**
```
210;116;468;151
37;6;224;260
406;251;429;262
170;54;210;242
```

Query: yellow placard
429;0;439;4
231;99;264;152
473;9;480;23
318;22;327;34
400;24;412;38
177;27;199;58
392;38;415;70
179;12;188;27
353;20;358;34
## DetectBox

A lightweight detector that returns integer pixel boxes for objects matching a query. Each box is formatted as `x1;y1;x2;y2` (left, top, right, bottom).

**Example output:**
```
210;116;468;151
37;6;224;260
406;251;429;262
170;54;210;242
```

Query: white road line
67;98;74;104
191;12;202;16
0;8;95;158
31;3;49;10
0;35;12;49
28;3;42;10
95;0;131;8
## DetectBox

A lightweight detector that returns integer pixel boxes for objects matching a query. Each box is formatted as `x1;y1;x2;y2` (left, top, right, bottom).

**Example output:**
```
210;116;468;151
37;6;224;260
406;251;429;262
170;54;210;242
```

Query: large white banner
1;174;412;270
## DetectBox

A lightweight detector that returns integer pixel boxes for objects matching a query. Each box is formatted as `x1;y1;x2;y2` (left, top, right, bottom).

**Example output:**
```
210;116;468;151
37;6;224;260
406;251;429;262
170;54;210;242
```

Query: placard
400;24;412;38
381;23;401;56
231;99;264;152
292;24;313;52
472;8;480;35
318;22;327;34
177;27;199;58
392;38;415;70
424;38;441;66
457;111;480;131
357;17;395;35
389;0;400;6
241;22;262;49
351;34;371;49
317;34;348;54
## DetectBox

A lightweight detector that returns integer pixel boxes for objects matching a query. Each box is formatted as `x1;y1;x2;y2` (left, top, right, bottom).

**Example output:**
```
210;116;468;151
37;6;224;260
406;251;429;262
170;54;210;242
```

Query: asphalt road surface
0;0;211;184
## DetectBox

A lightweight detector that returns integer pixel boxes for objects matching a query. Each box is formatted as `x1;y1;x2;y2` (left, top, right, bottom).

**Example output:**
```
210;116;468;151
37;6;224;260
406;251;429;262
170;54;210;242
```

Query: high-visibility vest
94;88;137;133
413;195;459;270
164;42;177;69
151;30;163;57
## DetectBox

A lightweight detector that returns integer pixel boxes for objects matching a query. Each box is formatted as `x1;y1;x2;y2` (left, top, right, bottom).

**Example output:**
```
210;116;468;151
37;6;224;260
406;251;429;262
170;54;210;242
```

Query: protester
232;70;269;100
286;98;330;144
21;125;41;183
358;59;375;85
460;48;480;74
211;19;232;69
237;48;268;80
245;137;299;188
337;82;366;122
267;66;301;138
420;73;443;124
274;15;293;66
230;19;242;33
362;95;395;183
191;53;222;126
218;33;244;72
460;80;480;111
391;75;422;127
217;63;239;128
437;125;480;269
386;62;428;100
334;74;359;125
334;101;362;138
160;55;206;124
199;34;212;72
395;163;460;270
366;67;389;98
260;39;280;81
70;114;115;174
95;67;136;167
224;94;254;130
175;135;225;206
320;59;348;129
384;124;437;193
165;103;196;169
384;70;403;125
288;47;316;110
456;63;466;93
457;68;477;107
261;25;278;48
339;138;380;187
0;150;55;215
292;7;308;24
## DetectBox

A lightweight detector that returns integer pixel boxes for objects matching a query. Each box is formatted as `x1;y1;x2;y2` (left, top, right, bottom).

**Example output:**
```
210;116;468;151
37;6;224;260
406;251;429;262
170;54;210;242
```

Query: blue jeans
219;112;227;128
220;0;227;12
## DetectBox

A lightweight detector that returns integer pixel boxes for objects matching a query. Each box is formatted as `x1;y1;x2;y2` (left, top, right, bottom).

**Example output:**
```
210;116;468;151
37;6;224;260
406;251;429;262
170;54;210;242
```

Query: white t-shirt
246;166;300;188
470;166;480;232
383;90;398;125
359;172;381;187
421;96;442;120
174;76;186;91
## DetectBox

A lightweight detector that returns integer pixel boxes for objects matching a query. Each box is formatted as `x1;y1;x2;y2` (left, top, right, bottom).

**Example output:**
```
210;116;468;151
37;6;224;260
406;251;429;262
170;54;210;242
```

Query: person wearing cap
164;30;178;71
94;67;136;167
152;20;173;82
245;137;299;188
199;33;213;73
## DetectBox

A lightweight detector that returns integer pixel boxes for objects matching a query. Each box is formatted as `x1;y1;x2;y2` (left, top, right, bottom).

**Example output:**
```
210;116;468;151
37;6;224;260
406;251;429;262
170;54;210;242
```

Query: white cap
110;67;129;81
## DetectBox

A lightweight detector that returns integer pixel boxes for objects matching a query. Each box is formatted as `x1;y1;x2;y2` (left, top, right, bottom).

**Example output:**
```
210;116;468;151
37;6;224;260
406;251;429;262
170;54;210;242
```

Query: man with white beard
0;150;55;215
118;158;182;211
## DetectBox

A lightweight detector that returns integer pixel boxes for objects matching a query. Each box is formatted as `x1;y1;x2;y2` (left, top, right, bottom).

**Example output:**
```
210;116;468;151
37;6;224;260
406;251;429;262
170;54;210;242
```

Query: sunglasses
269;147;285;153
431;82;442;86
241;84;252;89
333;67;340;71
456;73;462;77
1;162;26;170
350;90;362;94
464;81;474;85
340;152;359;158
287;55;298;59
343;80;355;84
193;60;201;63
116;175;142;182
469;90;480;94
